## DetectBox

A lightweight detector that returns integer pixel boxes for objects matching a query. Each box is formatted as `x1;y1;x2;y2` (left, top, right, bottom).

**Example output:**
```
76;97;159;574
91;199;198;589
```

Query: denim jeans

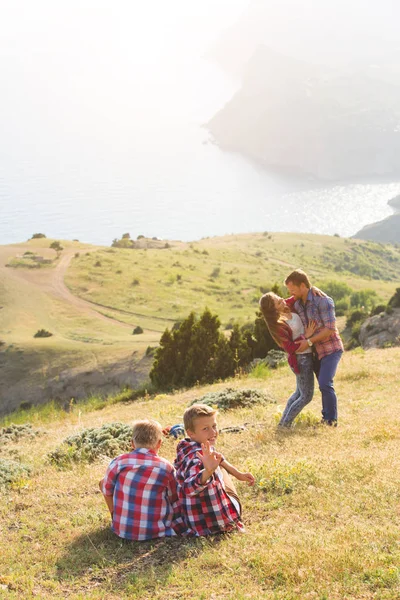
318;351;343;422
279;353;314;427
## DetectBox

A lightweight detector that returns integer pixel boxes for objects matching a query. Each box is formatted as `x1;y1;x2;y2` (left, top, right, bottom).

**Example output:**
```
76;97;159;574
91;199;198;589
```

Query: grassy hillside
1;347;400;599
65;232;400;330
1;233;400;414
0;240;158;415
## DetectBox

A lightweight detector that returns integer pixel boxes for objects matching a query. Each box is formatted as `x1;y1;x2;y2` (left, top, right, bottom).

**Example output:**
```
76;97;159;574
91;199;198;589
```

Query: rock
359;308;400;349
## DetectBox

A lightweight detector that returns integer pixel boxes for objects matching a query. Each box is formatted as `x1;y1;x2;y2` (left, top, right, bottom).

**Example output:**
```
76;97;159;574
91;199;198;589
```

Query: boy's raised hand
196;440;222;475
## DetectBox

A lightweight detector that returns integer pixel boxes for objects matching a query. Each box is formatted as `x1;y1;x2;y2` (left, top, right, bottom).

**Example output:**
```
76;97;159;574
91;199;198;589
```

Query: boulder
359;308;400;349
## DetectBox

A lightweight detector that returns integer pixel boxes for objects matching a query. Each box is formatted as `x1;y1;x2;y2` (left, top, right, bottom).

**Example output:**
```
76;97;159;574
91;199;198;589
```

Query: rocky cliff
207;46;400;181
353;196;400;244
359;308;400;349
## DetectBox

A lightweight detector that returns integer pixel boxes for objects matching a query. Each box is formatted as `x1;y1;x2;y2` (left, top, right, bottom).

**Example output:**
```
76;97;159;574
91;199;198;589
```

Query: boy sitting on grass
99;419;180;541
174;404;255;536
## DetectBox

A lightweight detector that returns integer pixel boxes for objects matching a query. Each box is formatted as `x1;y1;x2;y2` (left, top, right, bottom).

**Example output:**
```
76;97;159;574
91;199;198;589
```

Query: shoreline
353;194;400;244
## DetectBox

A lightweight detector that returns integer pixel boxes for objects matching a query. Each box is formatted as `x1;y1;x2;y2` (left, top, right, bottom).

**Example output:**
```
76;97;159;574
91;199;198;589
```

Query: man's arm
99;478;114;516
296;327;332;352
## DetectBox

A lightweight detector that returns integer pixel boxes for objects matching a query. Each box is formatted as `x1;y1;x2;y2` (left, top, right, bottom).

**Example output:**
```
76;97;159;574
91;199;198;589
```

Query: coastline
353;195;400;244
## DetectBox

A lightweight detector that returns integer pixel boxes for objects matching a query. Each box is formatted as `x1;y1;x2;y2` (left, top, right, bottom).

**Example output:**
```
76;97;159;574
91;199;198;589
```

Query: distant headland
353;195;400;244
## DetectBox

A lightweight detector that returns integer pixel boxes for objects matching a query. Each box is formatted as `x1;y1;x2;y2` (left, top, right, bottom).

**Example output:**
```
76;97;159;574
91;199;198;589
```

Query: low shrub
0;459;31;490
264;349;286;369
371;304;386;316
191;387;275;411
133;326;143;335
48;422;133;467
0;424;40;444
256;459;316;496
34;329;53;338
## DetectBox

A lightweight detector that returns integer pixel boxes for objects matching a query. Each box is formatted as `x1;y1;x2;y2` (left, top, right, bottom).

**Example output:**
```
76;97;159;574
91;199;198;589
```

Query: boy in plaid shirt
99;419;180;541
174;404;255;536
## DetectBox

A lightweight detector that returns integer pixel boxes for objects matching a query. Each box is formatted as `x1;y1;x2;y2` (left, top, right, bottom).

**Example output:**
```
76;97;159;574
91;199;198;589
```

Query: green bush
31;233;46;239
0;459;31;490
388;288;400;308
34;329;53;338
371;304;386;316
191;387;275;411
256;459;316;496
48;422;133;467
350;289;378;310
318;280;352;301
133;326;143;335
335;297;350;316
0;424;39;444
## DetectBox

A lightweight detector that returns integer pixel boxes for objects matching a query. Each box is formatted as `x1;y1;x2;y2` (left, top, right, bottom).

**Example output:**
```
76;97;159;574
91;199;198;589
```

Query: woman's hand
305;320;317;338
311;286;327;298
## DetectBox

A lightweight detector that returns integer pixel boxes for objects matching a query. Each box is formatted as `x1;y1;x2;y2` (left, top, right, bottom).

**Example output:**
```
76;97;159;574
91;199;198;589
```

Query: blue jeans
279;354;314;427
318;351;342;422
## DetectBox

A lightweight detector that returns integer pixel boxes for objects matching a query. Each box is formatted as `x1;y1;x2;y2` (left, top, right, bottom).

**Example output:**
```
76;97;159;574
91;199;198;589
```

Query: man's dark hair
284;269;311;288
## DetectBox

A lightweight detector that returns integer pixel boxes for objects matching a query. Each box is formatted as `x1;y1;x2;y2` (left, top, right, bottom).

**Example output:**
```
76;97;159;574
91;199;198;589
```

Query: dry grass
1;347;400;599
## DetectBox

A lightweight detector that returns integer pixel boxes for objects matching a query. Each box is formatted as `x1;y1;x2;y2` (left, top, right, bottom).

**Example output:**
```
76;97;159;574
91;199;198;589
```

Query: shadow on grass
56;526;224;593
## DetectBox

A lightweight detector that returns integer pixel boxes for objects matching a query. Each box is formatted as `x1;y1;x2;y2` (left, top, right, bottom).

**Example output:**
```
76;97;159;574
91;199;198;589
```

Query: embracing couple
260;269;344;428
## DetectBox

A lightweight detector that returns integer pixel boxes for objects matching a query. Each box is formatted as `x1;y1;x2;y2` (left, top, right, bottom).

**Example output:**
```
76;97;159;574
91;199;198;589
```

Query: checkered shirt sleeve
175;441;242;536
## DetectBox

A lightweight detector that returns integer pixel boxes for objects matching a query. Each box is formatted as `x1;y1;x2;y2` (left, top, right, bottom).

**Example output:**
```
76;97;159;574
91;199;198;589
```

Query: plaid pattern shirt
174;439;244;537
101;448;179;541
294;291;344;359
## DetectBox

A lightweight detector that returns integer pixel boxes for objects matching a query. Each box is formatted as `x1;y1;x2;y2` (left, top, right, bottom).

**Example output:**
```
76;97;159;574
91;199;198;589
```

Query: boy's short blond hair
132;419;163;449
184;404;217;433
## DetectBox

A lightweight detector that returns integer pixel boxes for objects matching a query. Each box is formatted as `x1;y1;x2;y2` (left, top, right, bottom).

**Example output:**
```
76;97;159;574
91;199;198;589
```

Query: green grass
1;347;400;599
65;233;400;329
1;232;400;416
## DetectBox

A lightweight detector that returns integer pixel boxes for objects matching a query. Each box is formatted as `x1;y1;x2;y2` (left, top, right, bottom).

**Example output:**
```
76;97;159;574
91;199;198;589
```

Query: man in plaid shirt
175;404;254;536
285;269;344;426
99;419;180;541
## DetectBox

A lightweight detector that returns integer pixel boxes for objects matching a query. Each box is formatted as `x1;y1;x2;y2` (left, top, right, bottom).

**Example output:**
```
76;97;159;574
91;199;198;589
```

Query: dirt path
0;247;137;332
50;251;136;330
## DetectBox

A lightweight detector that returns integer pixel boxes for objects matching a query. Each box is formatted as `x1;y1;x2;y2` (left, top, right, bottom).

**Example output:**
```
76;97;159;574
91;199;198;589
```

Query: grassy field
65;232;400;330
1;232;400;413
1;346;400;599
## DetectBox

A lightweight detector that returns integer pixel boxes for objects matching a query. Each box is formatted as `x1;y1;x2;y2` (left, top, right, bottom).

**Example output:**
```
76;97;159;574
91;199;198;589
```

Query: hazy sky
215;0;400;71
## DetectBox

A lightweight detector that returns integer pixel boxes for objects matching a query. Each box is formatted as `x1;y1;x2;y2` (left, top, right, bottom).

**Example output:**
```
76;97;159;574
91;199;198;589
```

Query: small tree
50;241;63;255
31;233;46;239
149;309;250;390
